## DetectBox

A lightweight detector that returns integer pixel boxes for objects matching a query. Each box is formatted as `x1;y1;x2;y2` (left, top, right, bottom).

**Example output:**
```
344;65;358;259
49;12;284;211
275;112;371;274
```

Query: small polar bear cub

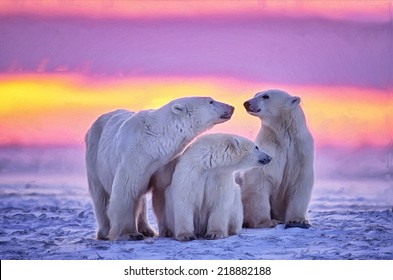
163;133;272;241
85;97;234;241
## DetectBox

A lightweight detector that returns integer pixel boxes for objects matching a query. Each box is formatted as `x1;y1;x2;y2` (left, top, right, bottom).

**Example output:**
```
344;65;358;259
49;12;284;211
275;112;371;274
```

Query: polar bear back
86;97;235;240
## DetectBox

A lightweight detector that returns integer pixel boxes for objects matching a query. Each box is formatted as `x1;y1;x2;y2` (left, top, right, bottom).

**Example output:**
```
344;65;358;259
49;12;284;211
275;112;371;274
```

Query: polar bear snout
219;104;235;120
243;100;260;114
243;100;251;110
258;153;272;165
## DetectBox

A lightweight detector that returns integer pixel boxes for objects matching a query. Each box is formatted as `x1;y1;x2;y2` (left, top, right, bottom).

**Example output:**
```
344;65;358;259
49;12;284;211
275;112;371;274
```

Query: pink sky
0;1;392;148
0;12;391;89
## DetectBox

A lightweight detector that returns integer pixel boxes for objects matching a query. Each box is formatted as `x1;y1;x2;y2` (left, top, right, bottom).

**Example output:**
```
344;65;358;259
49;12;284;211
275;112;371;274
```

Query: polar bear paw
205;231;226;240
119;232;144;240
96;229;109;240
176;232;197;242
285;220;311;229
258;219;278;228
139;227;157;238
111;232;145;241
129;232;145;240
162;229;173;238
243;218;277;228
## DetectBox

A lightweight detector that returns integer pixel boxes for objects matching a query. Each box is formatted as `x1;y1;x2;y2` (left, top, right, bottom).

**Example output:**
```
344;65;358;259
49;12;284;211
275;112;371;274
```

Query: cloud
0;14;391;89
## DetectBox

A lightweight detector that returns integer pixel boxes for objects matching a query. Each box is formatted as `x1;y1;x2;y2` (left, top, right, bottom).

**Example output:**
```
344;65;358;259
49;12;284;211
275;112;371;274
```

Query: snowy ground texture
1;174;392;260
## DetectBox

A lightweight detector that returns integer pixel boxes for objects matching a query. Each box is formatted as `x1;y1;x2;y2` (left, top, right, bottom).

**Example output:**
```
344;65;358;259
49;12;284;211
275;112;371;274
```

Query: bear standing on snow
85;97;234;240
163;133;272;241
236;89;314;229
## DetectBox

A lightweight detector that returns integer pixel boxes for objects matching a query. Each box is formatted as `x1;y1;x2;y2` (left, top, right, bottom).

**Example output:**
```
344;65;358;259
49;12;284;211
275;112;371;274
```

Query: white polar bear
85;97;234;240
163;133;272;241
236;89;314;229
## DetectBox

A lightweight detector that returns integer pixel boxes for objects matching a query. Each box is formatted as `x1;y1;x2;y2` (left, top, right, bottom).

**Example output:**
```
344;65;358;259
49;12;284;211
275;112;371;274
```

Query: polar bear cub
237;89;314;229
85;97;234;240
164;133;272;241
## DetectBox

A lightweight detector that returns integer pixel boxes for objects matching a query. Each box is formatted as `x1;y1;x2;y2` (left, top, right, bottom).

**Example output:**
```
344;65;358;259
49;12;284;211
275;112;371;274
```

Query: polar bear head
243;89;301;122
168;97;234;134
184;133;271;171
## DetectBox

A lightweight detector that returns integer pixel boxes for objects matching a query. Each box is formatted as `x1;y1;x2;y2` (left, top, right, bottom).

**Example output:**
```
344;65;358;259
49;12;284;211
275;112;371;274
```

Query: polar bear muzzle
219;104;235;120
243;100;260;113
258;153;272;165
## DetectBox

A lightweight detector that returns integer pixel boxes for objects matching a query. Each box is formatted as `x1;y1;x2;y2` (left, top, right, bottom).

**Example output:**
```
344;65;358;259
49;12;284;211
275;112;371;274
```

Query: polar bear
163;133;272;241
236;89;314;229
85;97;234;240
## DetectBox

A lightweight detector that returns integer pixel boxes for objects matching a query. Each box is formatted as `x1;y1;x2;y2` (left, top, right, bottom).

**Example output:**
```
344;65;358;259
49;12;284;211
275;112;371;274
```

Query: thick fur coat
236;89;314;229
85;97;234;240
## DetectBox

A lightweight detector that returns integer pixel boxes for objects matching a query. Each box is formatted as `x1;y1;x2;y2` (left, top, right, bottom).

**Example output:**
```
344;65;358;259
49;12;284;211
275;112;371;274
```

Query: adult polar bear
85;97;234;240
237;89;314;229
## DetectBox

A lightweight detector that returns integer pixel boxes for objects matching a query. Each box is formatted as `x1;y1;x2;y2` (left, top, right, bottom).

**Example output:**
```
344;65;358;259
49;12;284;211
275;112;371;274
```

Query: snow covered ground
1;172;392;260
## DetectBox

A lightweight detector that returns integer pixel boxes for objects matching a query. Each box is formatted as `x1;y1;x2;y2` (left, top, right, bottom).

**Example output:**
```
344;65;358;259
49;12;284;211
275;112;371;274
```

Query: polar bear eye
262;95;269;100
209;100;214;104
255;146;259;150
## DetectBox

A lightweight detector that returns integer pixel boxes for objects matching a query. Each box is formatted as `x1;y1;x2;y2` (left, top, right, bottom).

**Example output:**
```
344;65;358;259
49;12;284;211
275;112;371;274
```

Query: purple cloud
0;15;391;89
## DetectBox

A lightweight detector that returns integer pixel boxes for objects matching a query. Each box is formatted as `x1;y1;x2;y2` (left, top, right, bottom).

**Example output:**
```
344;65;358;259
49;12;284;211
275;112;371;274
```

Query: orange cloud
297;86;392;147
0;74;391;148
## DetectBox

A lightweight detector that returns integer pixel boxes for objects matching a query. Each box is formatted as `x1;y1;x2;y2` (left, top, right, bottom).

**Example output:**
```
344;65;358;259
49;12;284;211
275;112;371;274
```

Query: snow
0;146;392;260
1;172;392;260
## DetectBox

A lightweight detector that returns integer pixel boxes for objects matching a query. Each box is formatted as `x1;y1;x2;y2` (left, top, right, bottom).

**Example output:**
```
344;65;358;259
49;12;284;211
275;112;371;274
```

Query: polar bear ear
171;104;187;115
227;137;241;150
290;96;301;107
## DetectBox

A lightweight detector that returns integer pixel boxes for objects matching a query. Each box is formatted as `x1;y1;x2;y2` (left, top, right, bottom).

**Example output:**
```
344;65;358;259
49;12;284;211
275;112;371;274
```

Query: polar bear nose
244;101;251;111
244;100;261;113
218;104;235;120
259;154;272;165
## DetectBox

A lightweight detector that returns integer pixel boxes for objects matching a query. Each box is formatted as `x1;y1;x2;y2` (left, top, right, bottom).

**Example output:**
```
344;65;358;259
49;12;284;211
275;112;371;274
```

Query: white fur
85;97;234;240
238;89;314;229
149;156;179;237
162;133;271;241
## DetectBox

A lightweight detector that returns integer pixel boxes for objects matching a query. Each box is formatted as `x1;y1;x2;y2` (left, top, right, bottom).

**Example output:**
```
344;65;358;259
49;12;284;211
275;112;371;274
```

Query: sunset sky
0;0;392;149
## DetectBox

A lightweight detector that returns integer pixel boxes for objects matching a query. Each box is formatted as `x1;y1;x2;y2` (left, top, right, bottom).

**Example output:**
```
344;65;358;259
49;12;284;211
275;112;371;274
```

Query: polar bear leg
152;186;170;236
228;191;243;235
88;178;110;240
160;187;175;238
243;181;276;228
150;159;178;237
107;169;147;241
107;196;142;241
173;203;196;241
228;214;243;236
243;196;274;228
137;195;157;237
153;193;172;237
205;208;228;240
284;182;312;229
